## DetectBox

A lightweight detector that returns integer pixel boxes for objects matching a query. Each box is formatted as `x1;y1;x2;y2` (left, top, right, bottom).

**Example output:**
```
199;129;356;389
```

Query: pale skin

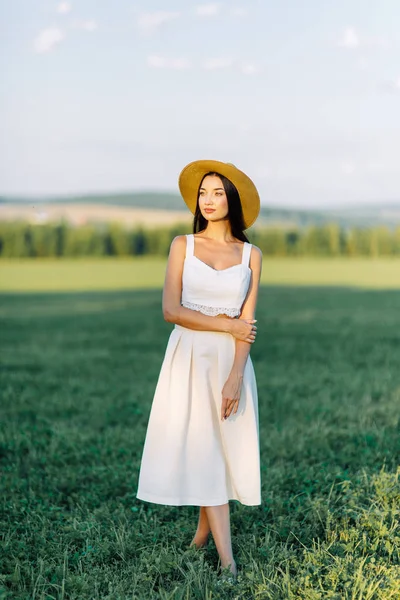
162;175;262;577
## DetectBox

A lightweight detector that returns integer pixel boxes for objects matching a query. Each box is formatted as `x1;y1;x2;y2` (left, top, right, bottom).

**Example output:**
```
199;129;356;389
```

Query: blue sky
1;0;400;207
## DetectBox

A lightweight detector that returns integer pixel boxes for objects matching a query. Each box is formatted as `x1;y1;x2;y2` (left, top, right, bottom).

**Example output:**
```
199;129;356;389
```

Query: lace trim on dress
181;301;239;318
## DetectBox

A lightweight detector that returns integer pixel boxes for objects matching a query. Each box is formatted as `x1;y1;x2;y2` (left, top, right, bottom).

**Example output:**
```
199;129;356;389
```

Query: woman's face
198;175;229;222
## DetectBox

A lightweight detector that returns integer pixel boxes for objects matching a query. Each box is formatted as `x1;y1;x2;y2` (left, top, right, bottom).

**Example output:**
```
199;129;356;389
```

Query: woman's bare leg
191;506;211;548
204;504;236;576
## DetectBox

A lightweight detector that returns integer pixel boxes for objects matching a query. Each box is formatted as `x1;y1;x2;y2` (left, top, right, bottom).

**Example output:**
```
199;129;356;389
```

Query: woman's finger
225;402;233;414
224;404;232;419
227;400;239;418
221;398;229;420
222;397;236;419
225;399;239;419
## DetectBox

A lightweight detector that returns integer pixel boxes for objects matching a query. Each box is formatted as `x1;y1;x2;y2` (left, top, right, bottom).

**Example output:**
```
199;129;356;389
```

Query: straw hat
178;159;260;229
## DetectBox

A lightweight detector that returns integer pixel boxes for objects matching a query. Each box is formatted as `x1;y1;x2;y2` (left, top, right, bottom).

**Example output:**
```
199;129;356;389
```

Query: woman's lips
204;209;215;213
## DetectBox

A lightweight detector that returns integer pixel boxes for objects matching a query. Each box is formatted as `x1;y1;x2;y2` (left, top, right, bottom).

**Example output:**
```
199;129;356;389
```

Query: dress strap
185;234;194;257
242;242;252;267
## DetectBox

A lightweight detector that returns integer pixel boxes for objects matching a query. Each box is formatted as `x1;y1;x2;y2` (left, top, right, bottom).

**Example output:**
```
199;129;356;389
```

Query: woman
137;159;262;578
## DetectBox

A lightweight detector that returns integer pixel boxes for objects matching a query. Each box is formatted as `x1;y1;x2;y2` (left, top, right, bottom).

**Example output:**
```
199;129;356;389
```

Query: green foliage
0;221;399;259
1;287;400;598
63;224;106;257
251;228;288;256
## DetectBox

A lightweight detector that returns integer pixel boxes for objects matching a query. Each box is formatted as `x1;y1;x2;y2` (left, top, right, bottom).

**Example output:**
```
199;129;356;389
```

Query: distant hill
1;192;399;229
0;192;184;211
259;204;400;229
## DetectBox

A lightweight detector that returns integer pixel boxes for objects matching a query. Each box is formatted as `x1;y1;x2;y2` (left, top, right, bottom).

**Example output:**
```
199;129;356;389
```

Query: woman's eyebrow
200;186;224;191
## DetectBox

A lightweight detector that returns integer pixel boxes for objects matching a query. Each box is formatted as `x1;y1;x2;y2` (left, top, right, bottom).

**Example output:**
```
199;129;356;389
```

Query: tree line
1;220;400;258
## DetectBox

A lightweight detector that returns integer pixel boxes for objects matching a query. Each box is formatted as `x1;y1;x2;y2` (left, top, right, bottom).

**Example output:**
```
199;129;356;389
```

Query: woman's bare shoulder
250;243;262;256
169;234;188;256
171;234;188;245
249;244;263;265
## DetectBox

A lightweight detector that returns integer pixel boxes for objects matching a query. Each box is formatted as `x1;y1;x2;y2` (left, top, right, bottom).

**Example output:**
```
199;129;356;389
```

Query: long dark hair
193;172;249;242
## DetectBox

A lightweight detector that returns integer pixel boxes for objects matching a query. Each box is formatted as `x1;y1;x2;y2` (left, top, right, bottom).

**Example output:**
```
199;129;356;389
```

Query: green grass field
1;285;399;599
2;257;400;292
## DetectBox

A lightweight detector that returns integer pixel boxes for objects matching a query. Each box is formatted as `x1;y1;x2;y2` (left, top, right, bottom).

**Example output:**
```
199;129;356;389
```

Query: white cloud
231;7;247;17
337;27;360;49
34;27;65;53
202;58;260;74
75;19;98;32
147;55;259;74
239;62;259;75
147;55;165;68
57;2;71;14
369;36;390;49
196;4;220;17
203;57;233;70
147;55;191;70
137;11;180;34
341;162;356;175
379;77;400;94
337;27;389;50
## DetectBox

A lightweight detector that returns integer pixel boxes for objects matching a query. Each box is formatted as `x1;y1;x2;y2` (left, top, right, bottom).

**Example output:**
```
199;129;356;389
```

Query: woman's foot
190;532;209;549
220;560;237;579
218;561;237;585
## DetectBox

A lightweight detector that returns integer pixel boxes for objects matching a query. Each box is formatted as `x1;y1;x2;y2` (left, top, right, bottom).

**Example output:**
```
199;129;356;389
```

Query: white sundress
136;233;261;506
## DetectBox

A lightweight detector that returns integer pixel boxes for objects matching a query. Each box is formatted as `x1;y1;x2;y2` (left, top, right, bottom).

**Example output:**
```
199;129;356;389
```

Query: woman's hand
221;371;244;420
229;318;257;343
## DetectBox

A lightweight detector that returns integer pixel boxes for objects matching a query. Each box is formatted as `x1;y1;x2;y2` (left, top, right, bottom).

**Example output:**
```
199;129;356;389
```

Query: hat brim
178;159;260;229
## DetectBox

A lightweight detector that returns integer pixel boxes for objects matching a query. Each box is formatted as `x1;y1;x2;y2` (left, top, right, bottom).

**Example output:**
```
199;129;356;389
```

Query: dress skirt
136;324;261;506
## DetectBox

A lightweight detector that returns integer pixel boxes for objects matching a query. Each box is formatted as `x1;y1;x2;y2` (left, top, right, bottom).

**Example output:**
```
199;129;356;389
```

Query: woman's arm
162;236;256;343
231;245;263;372
221;245;263;420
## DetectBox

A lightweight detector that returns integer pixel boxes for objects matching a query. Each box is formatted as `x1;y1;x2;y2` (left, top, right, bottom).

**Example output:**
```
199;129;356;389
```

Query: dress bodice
181;234;252;317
